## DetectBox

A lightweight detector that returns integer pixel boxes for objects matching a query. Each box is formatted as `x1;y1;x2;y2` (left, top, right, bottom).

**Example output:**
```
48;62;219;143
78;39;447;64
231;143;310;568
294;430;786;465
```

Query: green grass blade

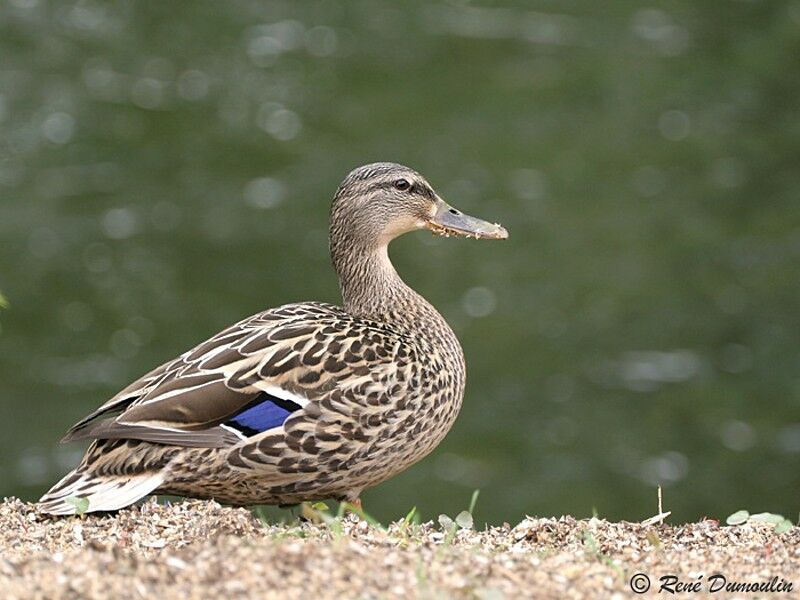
468;489;480;515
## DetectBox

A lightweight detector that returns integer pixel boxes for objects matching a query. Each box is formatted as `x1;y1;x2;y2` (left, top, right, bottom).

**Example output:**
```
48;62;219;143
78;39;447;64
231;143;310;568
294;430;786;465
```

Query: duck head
330;162;508;250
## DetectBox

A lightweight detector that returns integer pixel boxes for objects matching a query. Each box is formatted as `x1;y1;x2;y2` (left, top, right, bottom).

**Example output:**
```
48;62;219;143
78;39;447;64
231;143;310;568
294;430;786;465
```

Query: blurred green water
1;0;799;525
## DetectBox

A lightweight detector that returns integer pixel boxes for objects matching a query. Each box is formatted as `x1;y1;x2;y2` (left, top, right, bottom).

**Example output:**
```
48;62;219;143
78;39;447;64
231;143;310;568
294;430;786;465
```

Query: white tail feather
39;469;165;515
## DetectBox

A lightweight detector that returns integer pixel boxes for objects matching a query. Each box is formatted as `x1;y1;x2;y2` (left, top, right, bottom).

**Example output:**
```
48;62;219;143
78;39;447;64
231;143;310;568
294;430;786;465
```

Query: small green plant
393;505;424;545
300;500;331;520
726;510;793;534
298;500;386;538
65;496;89;515
402;505;418;527
398;505;420;533
437;514;458;544
646;530;663;549
0;291;7;333
581;530;623;576
437;489;480;545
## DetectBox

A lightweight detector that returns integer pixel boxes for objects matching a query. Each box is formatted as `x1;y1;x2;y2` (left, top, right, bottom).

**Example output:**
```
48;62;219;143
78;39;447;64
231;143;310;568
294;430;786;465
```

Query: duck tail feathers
38;468;165;515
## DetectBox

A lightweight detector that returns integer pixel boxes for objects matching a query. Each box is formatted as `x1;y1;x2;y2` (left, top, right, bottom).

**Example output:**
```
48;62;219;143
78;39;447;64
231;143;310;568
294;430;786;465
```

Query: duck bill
425;199;508;240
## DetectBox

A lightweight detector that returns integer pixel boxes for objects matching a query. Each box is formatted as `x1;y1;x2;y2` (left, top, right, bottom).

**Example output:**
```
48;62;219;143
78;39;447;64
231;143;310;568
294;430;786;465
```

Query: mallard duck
39;162;507;515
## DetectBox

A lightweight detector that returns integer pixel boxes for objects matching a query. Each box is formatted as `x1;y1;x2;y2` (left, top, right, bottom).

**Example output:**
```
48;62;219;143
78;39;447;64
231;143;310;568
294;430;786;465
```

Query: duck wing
62;302;408;448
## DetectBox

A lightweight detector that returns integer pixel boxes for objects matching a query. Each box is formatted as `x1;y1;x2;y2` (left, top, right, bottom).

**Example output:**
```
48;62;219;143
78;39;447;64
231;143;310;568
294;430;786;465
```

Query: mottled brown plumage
39;162;507;515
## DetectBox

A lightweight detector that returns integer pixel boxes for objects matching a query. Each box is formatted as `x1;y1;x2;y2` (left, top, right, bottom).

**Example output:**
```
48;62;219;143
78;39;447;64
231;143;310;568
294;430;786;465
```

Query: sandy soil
0;497;797;599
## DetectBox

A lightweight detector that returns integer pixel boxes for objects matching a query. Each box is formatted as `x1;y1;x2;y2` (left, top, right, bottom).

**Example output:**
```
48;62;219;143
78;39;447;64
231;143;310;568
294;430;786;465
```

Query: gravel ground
1;497;798;599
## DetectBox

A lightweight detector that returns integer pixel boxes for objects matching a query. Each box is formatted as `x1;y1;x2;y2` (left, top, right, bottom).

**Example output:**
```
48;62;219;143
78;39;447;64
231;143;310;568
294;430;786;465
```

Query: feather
60;305;338;448
39;469;165;515
68;420;242;447
224;390;305;437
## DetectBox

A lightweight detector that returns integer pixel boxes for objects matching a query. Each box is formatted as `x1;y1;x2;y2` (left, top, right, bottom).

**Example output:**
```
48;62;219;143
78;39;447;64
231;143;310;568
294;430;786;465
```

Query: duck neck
331;236;429;322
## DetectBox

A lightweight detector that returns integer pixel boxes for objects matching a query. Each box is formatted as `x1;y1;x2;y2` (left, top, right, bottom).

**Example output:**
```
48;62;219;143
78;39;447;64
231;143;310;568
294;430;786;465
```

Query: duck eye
393;178;411;192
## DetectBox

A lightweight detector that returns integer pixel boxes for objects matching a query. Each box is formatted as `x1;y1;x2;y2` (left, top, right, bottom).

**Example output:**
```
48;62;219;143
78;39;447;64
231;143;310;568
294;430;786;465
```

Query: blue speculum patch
225;392;302;436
